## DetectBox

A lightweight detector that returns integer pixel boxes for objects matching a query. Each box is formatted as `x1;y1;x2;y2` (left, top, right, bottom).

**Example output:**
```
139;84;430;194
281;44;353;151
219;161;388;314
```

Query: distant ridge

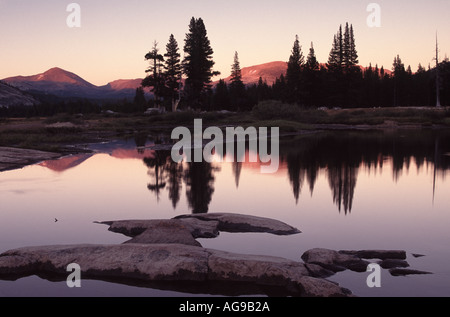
3;68;145;100
218;61;287;86
2;62;392;103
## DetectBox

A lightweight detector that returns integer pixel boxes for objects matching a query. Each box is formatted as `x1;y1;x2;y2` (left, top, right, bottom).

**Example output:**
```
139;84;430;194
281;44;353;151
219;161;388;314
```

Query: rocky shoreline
0;146;62;172
0;213;432;297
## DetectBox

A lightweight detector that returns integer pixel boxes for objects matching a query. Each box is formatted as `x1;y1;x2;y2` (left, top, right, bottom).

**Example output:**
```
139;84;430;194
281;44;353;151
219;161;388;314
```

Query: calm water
1;129;450;297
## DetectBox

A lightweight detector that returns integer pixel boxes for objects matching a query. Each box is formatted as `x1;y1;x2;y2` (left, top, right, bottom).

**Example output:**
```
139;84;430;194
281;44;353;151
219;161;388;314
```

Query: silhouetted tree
183;17;220;110
213;79;230;110
256;77;271;102
328;164;358;214
343;23;358;69
286;35;304;104
229;51;247;111
166;160;184;209
133;87;147;111
184;161;218;214
328;26;344;71
164;34;182;112
142;41;165;109
144;151;168;202
304;42;320;107
287;153;305;204
392;55;406;107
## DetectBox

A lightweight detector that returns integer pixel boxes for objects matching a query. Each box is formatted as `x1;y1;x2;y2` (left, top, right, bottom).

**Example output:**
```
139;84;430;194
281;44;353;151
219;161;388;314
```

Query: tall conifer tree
229;51;246;111
183;17;220;110
164;34;182;112
286;35;304;104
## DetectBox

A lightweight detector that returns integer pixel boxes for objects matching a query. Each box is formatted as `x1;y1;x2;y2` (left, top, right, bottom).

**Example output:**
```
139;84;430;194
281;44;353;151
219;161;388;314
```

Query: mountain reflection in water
137;129;450;215
37;129;450;215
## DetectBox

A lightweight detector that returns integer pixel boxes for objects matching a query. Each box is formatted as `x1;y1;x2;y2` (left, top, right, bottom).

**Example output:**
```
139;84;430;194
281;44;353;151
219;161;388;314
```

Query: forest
1;17;449;119
140;18;450;113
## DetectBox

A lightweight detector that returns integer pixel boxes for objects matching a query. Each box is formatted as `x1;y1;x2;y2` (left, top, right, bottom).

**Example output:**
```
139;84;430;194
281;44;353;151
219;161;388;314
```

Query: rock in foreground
302;248;431;278
98;213;301;247
0;244;351;297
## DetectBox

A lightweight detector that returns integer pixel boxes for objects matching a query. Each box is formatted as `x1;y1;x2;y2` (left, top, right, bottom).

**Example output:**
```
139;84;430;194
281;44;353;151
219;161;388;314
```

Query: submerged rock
389;268;433;277
297;276;354;297
302;248;431;279
340;250;407;260
301;248;370;273
379;259;410;269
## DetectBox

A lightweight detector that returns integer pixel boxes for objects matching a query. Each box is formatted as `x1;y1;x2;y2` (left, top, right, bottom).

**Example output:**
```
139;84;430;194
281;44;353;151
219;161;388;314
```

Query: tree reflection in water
143;129;450;215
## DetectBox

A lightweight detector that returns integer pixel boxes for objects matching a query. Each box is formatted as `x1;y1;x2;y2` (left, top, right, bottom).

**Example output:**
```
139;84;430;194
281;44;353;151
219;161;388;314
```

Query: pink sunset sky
0;0;449;86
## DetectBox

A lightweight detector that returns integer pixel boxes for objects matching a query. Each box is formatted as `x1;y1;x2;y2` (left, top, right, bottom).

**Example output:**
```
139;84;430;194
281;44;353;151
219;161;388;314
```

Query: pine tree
348;25;359;66
304;42;320;107
343;23;358;69
142;41;165;109
392;55;406;107
328;26;343;71
306;42;319;71
134;87;146;110
213;79;230;110
164;34;182;112
343;23;351;67
229;51;246;111
338;25;344;68
183;17;220;110
286;35;304;104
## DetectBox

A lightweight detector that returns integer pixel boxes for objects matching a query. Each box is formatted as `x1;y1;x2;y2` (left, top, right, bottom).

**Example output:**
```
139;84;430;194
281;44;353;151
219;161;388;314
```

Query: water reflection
39;129;450;215
141;130;450;214
283;130;450;213
144;150;220;213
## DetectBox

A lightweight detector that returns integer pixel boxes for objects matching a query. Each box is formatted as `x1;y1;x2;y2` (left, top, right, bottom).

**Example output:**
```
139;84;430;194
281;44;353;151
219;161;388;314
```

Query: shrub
252;100;300;120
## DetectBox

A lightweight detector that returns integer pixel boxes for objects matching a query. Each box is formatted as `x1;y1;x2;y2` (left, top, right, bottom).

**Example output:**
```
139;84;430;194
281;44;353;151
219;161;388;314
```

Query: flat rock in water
379;259;410;269
296;276;354;297
174;213;301;236
97;218;220;242
340;250;407;260
301;248;370;273
0;244;352;297
389;268;433;277
124;226;202;247
0;244;210;282
304;263;336;278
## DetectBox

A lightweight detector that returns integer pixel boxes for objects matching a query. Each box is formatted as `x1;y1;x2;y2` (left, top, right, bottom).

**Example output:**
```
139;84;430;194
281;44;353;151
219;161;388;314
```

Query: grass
1;103;449;153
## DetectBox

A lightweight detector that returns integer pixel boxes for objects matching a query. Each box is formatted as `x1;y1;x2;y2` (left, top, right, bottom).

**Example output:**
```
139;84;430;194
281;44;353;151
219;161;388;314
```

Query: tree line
143;18;449;112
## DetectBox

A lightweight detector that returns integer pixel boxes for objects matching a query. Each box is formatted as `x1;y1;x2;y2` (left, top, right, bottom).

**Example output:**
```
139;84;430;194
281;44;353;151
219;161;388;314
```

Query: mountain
0;81;40;108
5;67;94;88
219;61;287;86
2;63;393;104
3;68;142;101
106;79;143;91
218;62;393;86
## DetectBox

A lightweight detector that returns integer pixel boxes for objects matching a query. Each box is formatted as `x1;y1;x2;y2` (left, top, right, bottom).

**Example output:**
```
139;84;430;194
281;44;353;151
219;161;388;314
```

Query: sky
0;0;449;86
